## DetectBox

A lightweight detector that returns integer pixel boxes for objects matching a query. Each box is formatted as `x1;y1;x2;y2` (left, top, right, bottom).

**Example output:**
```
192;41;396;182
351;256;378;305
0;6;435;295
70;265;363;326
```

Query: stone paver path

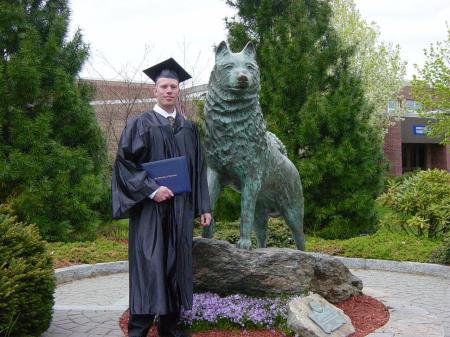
353;269;449;337
42;270;450;337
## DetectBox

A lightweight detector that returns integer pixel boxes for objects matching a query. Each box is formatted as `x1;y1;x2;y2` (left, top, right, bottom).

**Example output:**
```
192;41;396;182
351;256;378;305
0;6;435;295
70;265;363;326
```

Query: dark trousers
128;312;180;337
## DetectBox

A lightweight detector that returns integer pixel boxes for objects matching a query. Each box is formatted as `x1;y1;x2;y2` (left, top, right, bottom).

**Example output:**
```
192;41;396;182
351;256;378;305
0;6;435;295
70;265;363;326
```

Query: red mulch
118;294;389;337
336;294;390;337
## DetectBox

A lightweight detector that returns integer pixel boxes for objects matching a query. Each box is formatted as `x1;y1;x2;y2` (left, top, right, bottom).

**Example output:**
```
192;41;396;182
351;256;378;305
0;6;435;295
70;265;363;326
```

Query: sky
68;0;450;84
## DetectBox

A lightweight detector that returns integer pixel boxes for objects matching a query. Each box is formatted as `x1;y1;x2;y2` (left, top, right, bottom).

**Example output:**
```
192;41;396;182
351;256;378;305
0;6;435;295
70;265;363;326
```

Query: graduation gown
111;110;211;315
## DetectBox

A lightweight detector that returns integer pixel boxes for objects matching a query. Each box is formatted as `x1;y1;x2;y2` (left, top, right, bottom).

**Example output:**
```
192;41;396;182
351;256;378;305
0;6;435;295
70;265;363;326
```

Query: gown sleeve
111;118;159;219
193;125;211;217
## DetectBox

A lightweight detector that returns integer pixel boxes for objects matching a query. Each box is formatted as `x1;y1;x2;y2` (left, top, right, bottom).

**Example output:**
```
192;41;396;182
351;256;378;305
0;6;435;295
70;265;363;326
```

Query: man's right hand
153;186;174;203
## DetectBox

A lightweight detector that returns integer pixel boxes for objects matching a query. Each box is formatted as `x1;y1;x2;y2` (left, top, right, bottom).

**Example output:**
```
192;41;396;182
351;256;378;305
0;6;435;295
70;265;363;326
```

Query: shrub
214;187;241;221
213;218;297;248
378;169;450;238
0;205;55;337
0;0;108;242
430;234;450;265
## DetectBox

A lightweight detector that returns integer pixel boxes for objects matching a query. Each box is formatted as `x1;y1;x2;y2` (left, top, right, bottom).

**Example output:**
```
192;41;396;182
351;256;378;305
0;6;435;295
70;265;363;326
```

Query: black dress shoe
157;327;190;337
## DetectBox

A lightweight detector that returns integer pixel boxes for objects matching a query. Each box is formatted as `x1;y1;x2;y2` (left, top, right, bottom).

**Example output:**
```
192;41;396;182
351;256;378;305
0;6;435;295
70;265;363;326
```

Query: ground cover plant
180;293;290;333
49;214;443;268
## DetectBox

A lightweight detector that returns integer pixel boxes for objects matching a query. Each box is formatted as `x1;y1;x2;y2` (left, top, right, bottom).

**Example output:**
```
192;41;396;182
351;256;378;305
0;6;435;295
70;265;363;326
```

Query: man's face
154;77;180;111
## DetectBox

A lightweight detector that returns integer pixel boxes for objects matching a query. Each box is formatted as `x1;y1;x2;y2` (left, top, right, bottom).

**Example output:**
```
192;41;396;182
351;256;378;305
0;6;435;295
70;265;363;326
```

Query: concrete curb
54;255;450;285
55;261;128;284
306;253;450;279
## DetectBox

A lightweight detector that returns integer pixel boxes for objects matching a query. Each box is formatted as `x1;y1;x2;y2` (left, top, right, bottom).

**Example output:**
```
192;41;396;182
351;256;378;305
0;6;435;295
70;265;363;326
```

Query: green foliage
212;218;441;263
226;0;384;236
329;0;406;136
412;26;450;144
306;227;441;263
0;0;108;241
378;169;450;238
429;234;450;265
213;187;241;221
0;205;55;337
47;236;128;268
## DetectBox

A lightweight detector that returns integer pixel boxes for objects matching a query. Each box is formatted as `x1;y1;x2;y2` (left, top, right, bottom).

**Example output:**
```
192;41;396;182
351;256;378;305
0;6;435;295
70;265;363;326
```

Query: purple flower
180;292;290;328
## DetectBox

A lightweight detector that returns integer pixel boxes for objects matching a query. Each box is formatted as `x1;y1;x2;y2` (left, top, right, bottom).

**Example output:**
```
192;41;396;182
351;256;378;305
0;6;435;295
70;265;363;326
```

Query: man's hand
200;213;212;227
153;186;174;203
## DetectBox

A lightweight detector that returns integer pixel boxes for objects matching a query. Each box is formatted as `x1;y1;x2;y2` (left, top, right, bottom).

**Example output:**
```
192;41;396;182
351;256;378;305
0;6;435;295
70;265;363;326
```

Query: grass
48;204;445;268
306;228;441;263
47;236;128;268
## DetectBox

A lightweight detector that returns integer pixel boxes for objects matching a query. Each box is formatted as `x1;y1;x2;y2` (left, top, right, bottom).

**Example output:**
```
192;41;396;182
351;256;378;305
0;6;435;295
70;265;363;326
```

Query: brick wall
383;122;402;175
430;144;450;171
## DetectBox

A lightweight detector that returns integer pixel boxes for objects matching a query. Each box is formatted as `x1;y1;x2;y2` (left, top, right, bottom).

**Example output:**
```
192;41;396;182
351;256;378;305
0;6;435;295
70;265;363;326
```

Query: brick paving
41;269;450;337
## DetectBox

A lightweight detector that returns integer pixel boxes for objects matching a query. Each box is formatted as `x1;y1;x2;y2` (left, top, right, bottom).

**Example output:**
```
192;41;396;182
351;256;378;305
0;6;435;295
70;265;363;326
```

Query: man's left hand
200;213;212;227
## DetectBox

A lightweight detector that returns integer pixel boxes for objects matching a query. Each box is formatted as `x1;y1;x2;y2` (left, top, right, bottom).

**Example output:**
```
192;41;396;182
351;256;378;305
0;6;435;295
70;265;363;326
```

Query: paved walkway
42;269;450;337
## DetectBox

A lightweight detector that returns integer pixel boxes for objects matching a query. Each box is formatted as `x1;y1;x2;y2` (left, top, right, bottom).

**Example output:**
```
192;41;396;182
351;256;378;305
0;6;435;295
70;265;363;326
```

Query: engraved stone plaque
308;300;347;334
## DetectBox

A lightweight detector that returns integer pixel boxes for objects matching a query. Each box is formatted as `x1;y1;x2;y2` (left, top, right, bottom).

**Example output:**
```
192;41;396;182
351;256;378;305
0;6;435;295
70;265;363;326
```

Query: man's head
143;58;191;111
154;77;180;111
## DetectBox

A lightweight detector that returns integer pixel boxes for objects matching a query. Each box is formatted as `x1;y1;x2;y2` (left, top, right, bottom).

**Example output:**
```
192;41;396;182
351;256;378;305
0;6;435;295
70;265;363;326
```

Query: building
383;86;450;175
85;80;449;173
83;79;207;157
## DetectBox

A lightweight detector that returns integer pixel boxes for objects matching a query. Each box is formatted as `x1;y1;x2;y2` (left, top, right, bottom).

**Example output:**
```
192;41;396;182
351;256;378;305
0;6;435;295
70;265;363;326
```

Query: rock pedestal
192;238;363;303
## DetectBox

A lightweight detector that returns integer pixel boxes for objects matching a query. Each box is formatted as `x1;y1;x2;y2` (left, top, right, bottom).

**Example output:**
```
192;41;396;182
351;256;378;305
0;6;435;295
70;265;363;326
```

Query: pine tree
225;0;384;237
0;1;108;241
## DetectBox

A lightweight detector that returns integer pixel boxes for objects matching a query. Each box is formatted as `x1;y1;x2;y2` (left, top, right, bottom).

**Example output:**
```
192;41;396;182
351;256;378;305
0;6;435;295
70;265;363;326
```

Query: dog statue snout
237;73;248;82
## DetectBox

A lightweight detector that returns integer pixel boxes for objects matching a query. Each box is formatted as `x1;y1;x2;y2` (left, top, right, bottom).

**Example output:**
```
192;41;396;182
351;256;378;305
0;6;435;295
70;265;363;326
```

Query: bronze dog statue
202;41;305;250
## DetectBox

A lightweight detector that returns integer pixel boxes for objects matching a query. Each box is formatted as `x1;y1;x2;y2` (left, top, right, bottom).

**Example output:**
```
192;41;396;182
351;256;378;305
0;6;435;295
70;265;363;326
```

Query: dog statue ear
242;41;256;58
215;41;230;60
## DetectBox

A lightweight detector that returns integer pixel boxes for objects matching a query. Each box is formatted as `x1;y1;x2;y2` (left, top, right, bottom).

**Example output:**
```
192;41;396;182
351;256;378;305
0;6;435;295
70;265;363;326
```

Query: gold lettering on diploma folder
154;174;177;180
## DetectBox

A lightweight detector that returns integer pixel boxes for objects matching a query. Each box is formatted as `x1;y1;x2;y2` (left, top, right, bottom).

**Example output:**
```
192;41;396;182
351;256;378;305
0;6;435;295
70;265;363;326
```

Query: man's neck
154;104;176;118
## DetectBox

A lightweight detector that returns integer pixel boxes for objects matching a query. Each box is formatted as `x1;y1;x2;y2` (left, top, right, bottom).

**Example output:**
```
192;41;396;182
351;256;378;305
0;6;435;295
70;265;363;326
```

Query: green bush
213;218;297;248
430;234;450;265
378;169;450;238
0;205;55;336
213;187;241;221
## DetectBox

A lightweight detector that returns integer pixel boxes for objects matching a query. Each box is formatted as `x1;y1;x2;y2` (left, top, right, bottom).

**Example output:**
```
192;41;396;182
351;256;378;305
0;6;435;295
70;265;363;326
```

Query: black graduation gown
111;110;211;315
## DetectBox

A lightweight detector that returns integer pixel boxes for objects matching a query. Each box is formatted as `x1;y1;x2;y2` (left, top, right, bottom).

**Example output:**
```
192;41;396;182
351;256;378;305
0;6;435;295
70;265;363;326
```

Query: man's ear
242;41;256;58
215;41;230;61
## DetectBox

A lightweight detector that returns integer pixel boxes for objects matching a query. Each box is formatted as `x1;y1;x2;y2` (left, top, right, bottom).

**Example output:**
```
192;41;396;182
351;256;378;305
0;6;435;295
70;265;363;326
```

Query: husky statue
202;41;305;250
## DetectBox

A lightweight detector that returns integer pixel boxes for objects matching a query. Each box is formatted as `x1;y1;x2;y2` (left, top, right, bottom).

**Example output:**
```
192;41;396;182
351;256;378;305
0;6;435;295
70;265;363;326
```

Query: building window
405;99;422;113
387;100;397;113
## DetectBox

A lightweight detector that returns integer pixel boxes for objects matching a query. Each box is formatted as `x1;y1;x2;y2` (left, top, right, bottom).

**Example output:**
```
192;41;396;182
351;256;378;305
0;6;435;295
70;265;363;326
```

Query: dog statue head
211;41;260;94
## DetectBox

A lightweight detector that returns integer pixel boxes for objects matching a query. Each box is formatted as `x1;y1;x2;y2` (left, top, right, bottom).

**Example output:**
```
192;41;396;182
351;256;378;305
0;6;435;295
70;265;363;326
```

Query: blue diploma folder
141;156;191;194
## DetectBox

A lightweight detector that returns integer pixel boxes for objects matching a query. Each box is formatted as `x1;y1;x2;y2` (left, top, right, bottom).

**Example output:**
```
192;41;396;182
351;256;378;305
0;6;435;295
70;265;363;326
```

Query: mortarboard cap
143;58;191;83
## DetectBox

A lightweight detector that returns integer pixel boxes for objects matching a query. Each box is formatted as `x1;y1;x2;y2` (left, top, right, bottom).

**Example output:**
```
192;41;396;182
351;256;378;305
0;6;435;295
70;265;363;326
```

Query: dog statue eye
223;64;233;70
246;64;256;71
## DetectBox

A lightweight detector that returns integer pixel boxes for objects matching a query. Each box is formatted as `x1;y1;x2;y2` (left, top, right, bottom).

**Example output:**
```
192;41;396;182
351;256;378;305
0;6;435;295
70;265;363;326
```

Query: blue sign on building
413;125;427;135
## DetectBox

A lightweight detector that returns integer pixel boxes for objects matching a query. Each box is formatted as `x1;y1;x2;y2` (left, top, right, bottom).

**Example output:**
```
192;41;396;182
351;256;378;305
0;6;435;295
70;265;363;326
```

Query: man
111;58;212;337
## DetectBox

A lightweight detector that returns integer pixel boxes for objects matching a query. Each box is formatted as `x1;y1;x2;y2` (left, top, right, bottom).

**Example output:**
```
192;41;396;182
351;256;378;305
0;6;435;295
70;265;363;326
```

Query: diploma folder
141;156;191;194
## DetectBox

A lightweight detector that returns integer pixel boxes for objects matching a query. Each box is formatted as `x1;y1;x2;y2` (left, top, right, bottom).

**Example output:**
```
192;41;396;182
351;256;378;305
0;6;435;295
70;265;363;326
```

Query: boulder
192;238;362;303
287;293;355;337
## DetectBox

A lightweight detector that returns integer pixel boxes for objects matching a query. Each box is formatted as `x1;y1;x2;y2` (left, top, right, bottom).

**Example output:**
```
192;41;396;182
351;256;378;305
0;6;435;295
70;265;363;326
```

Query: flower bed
119;292;389;337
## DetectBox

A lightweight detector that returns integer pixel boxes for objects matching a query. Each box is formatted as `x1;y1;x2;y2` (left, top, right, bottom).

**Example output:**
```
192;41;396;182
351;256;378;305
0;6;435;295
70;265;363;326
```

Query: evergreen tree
0;0;108;241
225;0;384;237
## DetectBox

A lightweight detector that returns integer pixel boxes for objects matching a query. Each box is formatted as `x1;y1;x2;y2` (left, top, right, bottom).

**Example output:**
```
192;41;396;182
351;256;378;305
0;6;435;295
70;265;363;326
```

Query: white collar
154;104;177;119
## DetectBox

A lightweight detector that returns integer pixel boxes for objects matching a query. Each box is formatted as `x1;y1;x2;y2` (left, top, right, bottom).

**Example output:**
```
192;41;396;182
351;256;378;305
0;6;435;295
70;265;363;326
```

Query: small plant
378;169;450;238
180;292;293;334
430;234;450;265
0;204;55;336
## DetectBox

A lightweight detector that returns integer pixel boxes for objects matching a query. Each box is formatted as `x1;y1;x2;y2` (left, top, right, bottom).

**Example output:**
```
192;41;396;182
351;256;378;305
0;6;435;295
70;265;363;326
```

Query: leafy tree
0;1;108;241
412;26;450;144
225;0;384;237
330;0;406;138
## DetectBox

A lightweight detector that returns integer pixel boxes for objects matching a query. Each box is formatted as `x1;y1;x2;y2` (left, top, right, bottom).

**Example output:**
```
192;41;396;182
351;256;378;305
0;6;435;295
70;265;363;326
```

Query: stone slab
287;293;355;337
